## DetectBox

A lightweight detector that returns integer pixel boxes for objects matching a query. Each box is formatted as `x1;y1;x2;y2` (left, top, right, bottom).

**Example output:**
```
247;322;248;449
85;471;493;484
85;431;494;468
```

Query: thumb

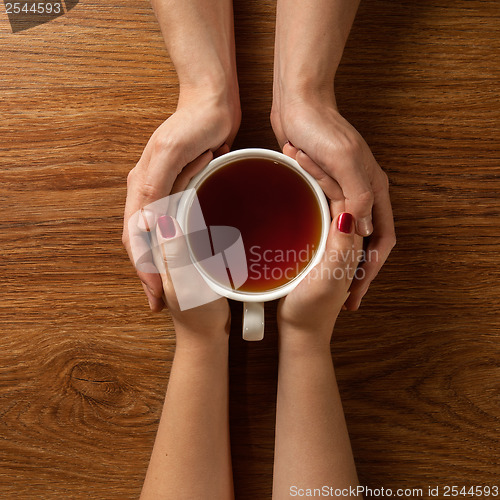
155;215;221;311
155;215;191;295
156;215;189;270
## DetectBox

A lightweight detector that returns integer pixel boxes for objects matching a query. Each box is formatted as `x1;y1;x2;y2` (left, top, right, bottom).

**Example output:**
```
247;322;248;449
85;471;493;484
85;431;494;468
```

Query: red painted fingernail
158;215;176;239
338;212;353;233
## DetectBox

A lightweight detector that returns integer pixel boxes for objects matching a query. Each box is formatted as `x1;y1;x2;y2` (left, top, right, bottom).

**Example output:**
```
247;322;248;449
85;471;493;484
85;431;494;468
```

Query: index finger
155;216;222;311
123;165;166;311
318;147;375;237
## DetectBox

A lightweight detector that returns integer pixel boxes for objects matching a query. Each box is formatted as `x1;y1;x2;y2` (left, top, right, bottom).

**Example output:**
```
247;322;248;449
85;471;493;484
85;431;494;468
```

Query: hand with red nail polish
153;215;231;340
122;92;240;313
337;212;353;234
277;212;363;346
271;0;396;313
121;0;242;313
143;212;232;500
274;103;396;310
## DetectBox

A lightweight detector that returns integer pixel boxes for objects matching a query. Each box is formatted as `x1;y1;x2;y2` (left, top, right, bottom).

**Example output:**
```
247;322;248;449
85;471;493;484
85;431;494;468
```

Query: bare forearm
275;0;360;100
141;335;233;500
273;334;359;499
151;0;238;99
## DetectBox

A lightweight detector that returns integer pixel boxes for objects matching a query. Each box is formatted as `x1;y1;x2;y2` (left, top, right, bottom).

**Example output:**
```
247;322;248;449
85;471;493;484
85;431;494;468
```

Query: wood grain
1;0;499;498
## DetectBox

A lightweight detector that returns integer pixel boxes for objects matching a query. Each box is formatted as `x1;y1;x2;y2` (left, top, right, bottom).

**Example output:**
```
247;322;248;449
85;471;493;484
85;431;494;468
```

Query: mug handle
242;302;264;341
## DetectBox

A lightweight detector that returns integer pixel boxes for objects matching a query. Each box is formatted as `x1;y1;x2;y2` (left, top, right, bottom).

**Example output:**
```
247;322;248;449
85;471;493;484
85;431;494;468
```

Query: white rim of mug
176;148;330;303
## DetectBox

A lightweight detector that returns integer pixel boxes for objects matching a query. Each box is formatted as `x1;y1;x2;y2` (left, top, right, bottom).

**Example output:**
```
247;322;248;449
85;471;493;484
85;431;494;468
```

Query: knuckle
139;182;162;202
337;133;363;157
152;134;192;174
152;133;177;155
312;167;330;183
373;171;390;195
356;189;374;206
126;168;137;187
270;107;280;131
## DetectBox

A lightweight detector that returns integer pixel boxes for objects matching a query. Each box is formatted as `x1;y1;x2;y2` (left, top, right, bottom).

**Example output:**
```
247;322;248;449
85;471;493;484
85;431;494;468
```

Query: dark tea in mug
187;157;324;293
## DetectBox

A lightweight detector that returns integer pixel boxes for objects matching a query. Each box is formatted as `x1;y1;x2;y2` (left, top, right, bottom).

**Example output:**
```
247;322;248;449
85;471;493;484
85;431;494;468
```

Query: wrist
178;77;241;137
277;324;334;355
273;0;358;111
275;78;336;112
277;67;336;102
174;324;230;353
278;329;333;360
179;70;240;113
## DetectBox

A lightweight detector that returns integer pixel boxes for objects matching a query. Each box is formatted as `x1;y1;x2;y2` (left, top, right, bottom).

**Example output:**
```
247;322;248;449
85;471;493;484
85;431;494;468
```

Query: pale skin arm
141;217;234;500
150;0;239;97
272;204;363;499
130;2;240;482
273;340;360;499
140;334;233;500
272;0;396;311
274;0;360;98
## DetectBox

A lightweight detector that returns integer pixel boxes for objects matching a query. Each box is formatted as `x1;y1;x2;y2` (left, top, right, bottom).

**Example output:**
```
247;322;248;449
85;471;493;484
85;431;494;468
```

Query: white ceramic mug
176;148;330;341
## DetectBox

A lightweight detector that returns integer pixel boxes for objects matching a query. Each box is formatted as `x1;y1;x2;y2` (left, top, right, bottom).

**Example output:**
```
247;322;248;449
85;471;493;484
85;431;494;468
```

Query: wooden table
1;1;498;498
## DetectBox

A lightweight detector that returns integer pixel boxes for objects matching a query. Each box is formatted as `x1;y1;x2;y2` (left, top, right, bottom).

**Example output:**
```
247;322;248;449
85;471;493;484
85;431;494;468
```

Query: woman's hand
122;89;240;313
272;95;395;311
277;207;363;347
154;215;231;346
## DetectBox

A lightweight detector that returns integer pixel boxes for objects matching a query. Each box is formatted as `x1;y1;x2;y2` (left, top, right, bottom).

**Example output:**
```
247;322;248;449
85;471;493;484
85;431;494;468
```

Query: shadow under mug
176;148;330;341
